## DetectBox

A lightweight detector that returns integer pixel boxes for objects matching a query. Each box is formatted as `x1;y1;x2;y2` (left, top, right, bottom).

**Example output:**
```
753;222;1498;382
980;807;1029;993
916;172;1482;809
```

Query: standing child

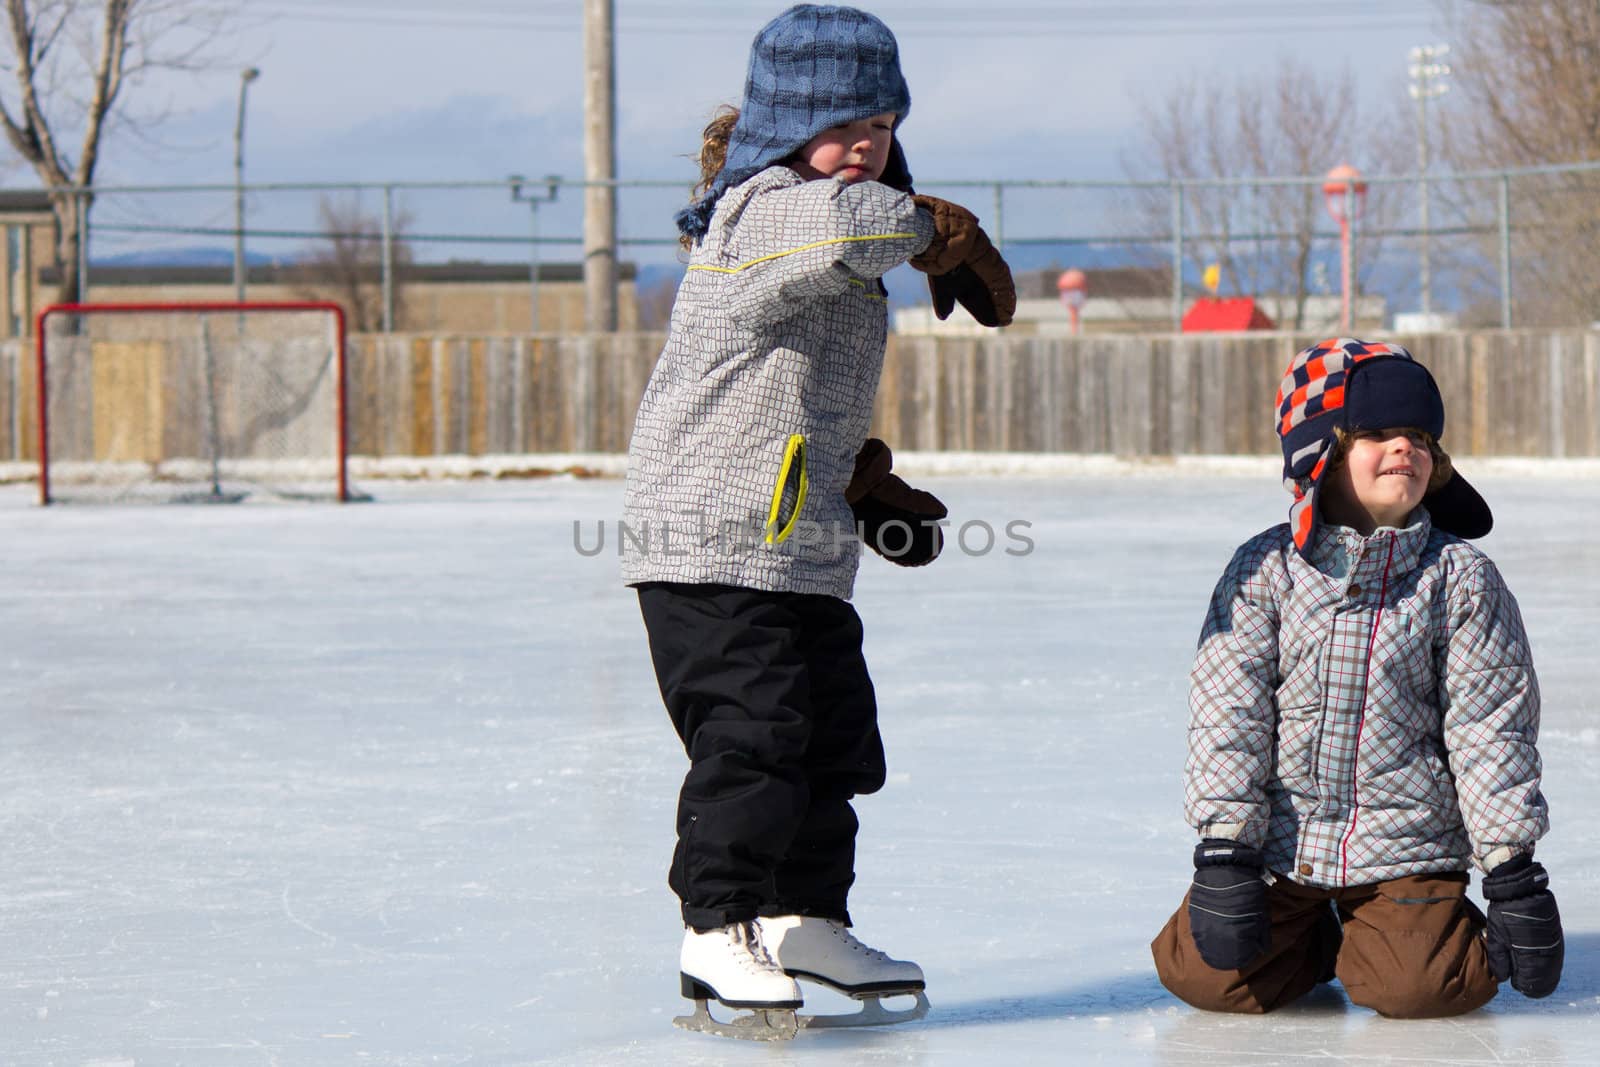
1151;338;1564;1018
620;3;1014;1041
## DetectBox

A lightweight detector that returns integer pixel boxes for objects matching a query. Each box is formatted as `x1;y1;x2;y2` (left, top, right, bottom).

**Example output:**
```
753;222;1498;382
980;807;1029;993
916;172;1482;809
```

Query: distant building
0;190;57;339
0;190;640;336
894;266;1386;335
37;260;641;335
1181;297;1276;332
895;266;1180;335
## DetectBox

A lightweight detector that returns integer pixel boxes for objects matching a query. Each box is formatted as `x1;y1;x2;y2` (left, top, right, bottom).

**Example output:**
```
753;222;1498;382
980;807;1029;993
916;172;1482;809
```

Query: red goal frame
35;300;350;505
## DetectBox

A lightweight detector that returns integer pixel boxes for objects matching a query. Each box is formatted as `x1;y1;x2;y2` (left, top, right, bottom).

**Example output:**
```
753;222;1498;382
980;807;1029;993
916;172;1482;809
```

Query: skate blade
672;998;799;1041
798;989;930;1030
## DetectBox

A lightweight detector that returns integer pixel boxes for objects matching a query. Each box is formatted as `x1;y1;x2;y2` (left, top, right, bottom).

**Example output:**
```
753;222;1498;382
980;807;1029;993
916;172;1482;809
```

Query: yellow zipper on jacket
765;434;808;544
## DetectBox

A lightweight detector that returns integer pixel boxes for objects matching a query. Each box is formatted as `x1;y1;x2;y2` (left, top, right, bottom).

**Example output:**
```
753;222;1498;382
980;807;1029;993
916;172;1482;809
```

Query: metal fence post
530;198;541;334
1346;182;1358;331
1170;182;1183;330
381;185;394;334
76;190;88;301
992;182;1004;252
1498;174;1513;329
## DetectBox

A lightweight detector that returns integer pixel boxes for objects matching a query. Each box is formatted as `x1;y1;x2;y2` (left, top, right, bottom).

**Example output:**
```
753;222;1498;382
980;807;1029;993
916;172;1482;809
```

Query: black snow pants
636;581;887;932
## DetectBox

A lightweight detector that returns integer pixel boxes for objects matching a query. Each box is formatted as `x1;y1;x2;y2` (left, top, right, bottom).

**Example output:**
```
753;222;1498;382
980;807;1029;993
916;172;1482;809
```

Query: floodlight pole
511;175;561;334
1323;164;1367;333
1057;269;1087;335
233;67;261;304
1409;44;1450;316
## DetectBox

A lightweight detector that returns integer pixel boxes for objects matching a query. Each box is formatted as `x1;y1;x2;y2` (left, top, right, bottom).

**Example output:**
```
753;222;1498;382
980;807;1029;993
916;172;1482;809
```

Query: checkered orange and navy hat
1275;337;1492;552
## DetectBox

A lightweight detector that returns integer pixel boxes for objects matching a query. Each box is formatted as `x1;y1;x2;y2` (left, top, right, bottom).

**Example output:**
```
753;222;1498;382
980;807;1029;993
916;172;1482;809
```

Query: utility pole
583;0;618;332
1408;44;1450;317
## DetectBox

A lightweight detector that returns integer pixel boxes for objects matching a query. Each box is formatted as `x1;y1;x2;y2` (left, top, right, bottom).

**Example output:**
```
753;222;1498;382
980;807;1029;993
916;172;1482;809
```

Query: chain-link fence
22;157;1600;334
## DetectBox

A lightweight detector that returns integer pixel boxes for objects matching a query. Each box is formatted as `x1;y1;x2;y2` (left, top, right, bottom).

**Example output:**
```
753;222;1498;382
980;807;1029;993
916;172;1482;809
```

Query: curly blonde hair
681;106;740;250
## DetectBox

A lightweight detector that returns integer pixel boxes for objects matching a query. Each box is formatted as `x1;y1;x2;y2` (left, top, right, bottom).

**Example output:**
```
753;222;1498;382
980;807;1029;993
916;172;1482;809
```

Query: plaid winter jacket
621;166;934;599
1185;513;1548;888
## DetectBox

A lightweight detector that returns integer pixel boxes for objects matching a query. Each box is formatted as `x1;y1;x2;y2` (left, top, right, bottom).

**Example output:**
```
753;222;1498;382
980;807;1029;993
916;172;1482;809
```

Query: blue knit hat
675;4;913;240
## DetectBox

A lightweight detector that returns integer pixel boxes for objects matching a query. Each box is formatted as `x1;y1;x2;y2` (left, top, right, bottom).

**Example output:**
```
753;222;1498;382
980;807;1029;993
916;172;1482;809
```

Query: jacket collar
1305;506;1432;581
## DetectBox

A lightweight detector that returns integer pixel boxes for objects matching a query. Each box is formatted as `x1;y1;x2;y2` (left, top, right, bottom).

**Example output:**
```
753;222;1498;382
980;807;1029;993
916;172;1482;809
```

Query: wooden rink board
5;329;1600;466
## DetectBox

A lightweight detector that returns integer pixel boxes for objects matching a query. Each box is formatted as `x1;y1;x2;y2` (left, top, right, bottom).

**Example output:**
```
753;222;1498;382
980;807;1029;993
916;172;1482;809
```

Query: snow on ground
2;471;1598;1065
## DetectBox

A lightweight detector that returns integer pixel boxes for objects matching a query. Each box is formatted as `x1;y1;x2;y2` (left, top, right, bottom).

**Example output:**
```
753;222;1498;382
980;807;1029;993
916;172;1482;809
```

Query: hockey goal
35;301;353;504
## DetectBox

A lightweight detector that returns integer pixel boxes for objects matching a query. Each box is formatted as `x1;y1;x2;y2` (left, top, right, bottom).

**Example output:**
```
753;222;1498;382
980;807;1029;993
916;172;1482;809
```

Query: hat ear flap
879;136;912;192
1424;469;1494;539
1288;439;1336;553
1283;433;1331;485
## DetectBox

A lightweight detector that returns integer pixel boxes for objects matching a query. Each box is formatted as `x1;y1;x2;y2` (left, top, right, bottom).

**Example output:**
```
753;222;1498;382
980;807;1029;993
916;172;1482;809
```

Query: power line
249;17;1435;39
269;0;1431;13
248;2;1434;37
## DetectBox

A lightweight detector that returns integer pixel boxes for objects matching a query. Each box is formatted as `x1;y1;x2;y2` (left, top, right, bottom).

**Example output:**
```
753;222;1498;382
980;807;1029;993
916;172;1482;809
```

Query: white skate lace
829;921;891;961
729;921;783;973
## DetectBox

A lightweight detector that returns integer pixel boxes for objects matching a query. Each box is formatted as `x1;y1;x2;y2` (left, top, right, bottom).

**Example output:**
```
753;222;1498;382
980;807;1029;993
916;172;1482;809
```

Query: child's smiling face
789;112;896;184
1323;428;1434;533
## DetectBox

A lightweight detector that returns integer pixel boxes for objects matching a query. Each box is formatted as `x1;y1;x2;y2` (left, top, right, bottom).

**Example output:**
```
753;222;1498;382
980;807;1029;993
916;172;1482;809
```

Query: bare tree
1438;1;1600;325
0;0;234;305
293;194;413;334
1124;59;1409;330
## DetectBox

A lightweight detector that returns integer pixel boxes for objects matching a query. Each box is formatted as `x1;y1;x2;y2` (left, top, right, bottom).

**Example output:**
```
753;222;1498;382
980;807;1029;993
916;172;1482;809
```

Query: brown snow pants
1151;872;1498;1018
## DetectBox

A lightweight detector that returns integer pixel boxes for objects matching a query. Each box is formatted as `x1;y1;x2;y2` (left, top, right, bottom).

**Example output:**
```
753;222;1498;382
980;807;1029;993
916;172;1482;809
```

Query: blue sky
113;1;1447;183
6;1;1452;268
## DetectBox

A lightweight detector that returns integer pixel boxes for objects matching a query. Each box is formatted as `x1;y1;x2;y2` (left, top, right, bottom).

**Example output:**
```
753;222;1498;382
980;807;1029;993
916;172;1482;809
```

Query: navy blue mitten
1483;854;1563;998
1189;838;1270;971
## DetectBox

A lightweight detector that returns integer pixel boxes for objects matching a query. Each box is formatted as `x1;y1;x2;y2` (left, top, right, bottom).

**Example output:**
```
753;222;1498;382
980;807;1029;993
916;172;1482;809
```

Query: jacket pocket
765;434;809;544
1274;655;1324;796
1375;610;1440;714
1275;700;1324;802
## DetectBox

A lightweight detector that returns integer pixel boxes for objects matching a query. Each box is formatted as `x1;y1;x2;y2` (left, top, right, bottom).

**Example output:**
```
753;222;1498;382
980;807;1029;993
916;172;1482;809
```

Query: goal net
36;301;353;504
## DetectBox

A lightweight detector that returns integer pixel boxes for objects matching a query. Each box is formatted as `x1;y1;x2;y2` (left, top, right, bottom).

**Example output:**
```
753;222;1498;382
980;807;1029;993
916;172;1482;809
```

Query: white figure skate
673;921;803;1041
757;914;930;1029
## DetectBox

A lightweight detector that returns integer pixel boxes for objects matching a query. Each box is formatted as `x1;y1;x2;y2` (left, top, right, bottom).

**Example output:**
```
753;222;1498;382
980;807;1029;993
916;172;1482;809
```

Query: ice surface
3;471;1599;1065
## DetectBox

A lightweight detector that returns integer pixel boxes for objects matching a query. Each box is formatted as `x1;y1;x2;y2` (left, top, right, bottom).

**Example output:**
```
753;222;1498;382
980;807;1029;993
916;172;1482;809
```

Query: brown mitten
928;233;1016;328
845;438;948;567
908;194;980;275
853;474;947;566
846;437;895;504
911;195;1015;327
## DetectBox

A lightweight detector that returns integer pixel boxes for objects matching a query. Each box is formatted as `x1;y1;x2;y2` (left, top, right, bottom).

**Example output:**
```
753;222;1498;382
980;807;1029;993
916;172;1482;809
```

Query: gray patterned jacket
621;166;934;598
1185;513;1548;887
